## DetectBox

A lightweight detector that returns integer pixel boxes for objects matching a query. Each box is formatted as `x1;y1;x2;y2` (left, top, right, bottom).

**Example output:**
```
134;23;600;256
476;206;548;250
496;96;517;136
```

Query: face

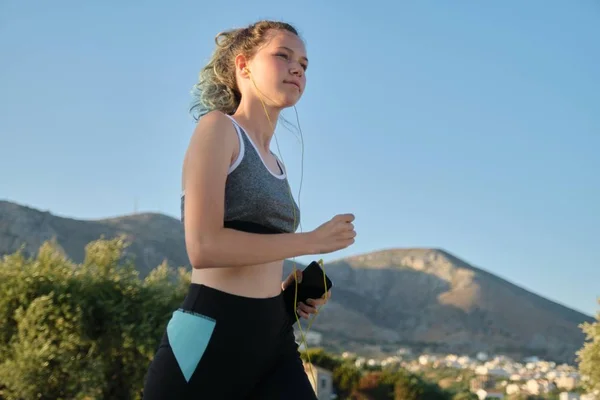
239;29;308;109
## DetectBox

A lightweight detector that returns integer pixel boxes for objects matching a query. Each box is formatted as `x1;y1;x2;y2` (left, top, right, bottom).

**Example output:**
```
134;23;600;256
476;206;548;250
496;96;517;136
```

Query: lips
284;80;301;90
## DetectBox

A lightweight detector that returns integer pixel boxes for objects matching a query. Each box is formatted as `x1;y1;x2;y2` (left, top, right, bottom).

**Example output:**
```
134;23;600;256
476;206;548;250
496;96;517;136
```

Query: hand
281;269;333;319
308;213;356;254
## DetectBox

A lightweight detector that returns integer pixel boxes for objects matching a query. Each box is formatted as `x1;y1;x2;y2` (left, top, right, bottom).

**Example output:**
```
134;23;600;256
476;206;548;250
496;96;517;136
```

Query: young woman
142;20;356;399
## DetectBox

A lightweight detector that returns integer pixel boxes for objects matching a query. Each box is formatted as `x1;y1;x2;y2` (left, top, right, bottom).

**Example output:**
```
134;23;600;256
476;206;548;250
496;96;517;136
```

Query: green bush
0;237;189;400
577;298;600;393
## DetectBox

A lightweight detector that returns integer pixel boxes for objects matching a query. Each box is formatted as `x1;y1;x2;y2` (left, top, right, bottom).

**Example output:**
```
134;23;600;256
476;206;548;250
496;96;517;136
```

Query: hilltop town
297;330;598;400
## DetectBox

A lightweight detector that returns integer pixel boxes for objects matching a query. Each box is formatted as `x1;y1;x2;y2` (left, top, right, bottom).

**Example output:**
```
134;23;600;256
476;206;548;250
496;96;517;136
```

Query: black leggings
142;283;318;400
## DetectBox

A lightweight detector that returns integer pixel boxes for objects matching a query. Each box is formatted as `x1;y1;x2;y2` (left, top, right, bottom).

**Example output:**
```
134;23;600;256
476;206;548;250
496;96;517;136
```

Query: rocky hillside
1;200;593;363
284;249;594;363
0;200;188;276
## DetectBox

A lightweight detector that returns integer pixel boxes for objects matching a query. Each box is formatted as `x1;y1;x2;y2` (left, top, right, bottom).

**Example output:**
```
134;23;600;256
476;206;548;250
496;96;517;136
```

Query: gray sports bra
181;114;300;234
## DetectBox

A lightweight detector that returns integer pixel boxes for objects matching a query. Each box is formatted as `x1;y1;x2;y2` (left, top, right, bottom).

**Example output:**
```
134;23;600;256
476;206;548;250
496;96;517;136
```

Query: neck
233;98;280;151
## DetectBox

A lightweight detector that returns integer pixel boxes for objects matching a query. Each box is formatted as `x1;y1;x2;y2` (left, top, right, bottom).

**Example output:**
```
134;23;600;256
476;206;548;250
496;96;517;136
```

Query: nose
290;63;303;77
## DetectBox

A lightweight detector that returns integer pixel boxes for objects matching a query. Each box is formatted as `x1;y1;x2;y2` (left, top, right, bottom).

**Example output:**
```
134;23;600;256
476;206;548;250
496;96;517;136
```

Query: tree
452;391;478;400
332;362;361;399
0;237;189;400
358;371;395;399
300;347;341;371
393;371;449;400
0;292;104;399
576;297;600;393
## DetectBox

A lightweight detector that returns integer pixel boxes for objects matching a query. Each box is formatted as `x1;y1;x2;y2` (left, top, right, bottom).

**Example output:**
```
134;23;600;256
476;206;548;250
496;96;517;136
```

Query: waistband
180;283;289;327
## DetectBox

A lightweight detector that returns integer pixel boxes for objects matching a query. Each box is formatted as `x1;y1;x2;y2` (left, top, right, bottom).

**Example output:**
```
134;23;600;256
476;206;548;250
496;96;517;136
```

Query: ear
235;54;251;78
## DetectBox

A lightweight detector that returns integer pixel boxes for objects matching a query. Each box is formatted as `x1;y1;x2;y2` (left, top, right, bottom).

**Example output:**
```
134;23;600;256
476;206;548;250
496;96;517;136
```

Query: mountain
284;249;593;363
0;200;188;276
0;200;593;363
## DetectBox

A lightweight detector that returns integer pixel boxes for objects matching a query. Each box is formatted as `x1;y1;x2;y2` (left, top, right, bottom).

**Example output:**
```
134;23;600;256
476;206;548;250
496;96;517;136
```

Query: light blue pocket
167;309;216;382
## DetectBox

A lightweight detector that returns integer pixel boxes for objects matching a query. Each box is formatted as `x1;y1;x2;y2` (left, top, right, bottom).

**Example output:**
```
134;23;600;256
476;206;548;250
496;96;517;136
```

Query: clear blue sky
1;1;598;316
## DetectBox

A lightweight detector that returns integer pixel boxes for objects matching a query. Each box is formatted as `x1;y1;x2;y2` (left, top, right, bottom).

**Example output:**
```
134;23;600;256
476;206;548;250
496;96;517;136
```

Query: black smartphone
300;261;333;298
282;261;333;322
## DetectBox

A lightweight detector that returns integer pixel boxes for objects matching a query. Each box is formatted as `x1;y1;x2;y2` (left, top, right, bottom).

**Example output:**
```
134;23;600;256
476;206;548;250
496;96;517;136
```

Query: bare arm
182;111;313;269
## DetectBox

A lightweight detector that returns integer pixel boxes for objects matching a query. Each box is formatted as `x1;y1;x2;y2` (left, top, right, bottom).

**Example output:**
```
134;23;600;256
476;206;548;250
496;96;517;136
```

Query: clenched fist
307;213;356;254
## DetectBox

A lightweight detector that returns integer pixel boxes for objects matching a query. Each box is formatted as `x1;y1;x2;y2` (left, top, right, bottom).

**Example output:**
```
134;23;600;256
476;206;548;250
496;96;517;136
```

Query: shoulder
193;110;238;142
198;109;234;127
182;111;241;181
186;111;240;157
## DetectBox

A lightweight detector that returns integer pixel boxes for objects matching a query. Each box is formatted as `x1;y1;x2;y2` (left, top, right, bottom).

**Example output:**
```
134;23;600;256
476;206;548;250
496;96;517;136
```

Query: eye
275;52;289;59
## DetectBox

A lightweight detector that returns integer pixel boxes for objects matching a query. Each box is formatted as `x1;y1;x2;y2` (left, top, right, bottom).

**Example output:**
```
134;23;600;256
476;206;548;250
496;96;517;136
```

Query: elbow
189;252;210;270
187;234;217;269
188;245;213;269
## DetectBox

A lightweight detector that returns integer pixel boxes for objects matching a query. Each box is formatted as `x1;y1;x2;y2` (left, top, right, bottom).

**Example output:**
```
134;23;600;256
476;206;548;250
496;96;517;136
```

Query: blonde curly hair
190;20;301;121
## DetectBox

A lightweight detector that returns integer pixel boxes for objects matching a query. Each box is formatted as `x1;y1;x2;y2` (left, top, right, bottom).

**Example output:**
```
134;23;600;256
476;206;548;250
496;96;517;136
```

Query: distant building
470;375;496;392
476;389;504;399
397;347;412;356
505;383;520;395
419;354;437;365
303;362;333;400
294;330;322;349
475;366;510;378
526;379;556;395
556;375;580;391
509;373;523;381
560;392;597;400
524;356;540;363
560;392;580;400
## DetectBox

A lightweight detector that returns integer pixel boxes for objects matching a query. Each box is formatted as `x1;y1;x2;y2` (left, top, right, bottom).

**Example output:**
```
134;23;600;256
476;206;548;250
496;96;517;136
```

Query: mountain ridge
328;247;591;322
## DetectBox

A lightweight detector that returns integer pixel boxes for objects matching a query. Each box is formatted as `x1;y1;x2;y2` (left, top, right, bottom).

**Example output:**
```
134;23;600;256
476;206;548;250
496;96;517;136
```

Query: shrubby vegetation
0;238;597;399
0;237;189;400
577;298;600;394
